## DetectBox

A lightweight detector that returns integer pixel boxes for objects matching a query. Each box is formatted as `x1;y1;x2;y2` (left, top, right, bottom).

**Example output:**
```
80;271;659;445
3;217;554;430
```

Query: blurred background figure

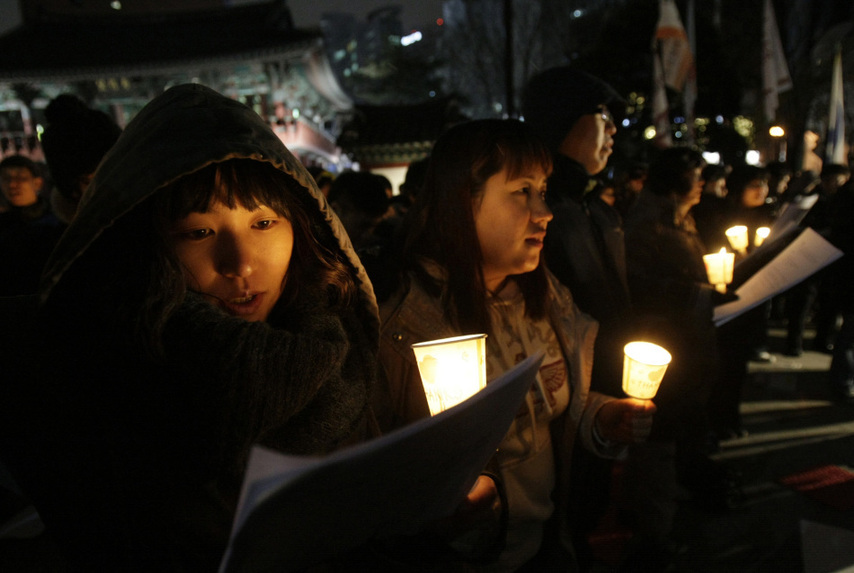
825;177;854;400
709;165;775;448
784;163;851;356
391;156;429;220
613;161;648;219
692;163;729;251
0;155;64;296
327;170;391;251
811;163;852;355
765;160;792;215
622;147;733;569
596;177;617;208
307;165;335;198
40;94;122;224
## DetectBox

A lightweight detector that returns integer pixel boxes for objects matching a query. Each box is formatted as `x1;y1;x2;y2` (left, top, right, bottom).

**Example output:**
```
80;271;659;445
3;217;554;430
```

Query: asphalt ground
589;327;854;573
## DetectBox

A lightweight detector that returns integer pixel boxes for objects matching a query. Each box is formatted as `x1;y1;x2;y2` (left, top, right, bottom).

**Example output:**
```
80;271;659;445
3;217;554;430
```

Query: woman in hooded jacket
1;84;378;571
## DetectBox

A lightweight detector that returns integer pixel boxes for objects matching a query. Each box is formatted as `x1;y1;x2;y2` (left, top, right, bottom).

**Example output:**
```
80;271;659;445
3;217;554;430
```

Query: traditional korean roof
0;1;319;82
337;96;468;166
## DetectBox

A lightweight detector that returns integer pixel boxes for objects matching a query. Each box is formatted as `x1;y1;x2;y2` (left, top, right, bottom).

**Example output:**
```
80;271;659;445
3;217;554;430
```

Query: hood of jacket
39;83;378;327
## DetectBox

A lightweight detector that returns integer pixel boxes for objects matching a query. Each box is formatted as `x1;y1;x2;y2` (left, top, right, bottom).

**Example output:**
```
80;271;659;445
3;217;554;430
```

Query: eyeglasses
590;107;614;125
0;174;33;184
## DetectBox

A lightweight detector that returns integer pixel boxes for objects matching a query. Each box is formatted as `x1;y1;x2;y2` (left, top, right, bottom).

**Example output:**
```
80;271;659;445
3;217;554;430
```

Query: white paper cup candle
411;334;488;416
725;225;749;253
622;341;672;400
755;226;770;247
703;248;735;293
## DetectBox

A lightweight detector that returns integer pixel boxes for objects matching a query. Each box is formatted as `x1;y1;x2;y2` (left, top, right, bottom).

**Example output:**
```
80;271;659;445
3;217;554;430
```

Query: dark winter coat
0;84;379;571
0;197;65;296
623;189;718;443
542;154;632;397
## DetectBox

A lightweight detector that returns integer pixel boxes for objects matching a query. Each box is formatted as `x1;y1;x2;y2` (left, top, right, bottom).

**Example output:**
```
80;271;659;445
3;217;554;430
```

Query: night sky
286;0;445;30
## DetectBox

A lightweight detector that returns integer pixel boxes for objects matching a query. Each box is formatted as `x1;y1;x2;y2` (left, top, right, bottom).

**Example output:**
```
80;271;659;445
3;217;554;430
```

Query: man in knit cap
41;94;121;223
522;66;634;568
522;65;629;396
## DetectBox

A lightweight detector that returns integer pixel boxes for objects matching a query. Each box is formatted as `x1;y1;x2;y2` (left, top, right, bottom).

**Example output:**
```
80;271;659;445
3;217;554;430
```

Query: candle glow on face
412;334;488;416
622;341;672;400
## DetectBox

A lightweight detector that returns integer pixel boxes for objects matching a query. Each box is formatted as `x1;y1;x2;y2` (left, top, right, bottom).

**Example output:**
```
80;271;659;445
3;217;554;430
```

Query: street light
769;125;787;162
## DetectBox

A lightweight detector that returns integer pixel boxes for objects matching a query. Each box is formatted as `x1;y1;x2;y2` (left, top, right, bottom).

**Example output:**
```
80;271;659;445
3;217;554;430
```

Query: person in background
811;163;852;353
327;170;392;252
40;94;122;224
0;155;65;296
622;147;733;570
307;165;335;198
392;156;429;219
596;177;617;208
784;163;851;356
0;84;379;571
521;67;635;568
825;177;854;400
708;165;774;444
377;118;655;572
692;163;730;251
765;160;792;215
613;161;647;220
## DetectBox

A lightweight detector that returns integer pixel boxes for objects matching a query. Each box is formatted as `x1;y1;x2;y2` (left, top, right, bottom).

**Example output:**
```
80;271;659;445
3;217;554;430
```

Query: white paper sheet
219;351;545;573
714;227;843;326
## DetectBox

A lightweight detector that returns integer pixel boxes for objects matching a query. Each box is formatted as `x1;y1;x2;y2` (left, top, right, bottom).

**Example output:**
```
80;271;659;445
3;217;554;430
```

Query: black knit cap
41;94;121;201
521;66;625;154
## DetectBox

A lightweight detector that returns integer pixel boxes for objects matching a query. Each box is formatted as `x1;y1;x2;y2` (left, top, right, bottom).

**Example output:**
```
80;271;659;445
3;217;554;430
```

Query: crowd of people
0;66;851;572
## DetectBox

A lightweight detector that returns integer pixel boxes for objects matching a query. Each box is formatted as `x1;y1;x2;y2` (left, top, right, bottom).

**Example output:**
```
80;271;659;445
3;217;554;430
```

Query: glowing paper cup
622;341;672;400
725;225;749;253
411;334;487;416
755;226;771;247
703;248;735;293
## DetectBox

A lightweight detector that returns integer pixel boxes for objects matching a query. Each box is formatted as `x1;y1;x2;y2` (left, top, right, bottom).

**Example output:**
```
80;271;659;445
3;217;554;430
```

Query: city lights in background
702;151;721;164
401;31;422;46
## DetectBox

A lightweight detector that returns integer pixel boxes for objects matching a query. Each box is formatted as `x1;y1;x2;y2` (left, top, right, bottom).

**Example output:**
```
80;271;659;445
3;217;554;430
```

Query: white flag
826;49;846;164
655;0;693;91
762;0;793;122
652;54;672;148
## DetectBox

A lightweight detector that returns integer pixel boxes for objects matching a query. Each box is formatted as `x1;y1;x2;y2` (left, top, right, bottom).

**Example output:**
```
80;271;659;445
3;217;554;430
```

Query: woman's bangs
503;138;553;181
163;161;294;221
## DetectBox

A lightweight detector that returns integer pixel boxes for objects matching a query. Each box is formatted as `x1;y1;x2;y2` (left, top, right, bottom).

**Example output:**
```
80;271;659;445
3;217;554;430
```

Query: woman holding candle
708;165;776;442
376;119;655;572
0;84;379;570
622;147;735;564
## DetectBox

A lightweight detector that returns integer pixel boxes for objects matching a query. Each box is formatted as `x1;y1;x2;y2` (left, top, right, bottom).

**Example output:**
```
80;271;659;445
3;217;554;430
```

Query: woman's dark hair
647;147;704;197
726;164;769;203
151;159;355;322
53;159;356;356
403;119;552;334
701;163;727;184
